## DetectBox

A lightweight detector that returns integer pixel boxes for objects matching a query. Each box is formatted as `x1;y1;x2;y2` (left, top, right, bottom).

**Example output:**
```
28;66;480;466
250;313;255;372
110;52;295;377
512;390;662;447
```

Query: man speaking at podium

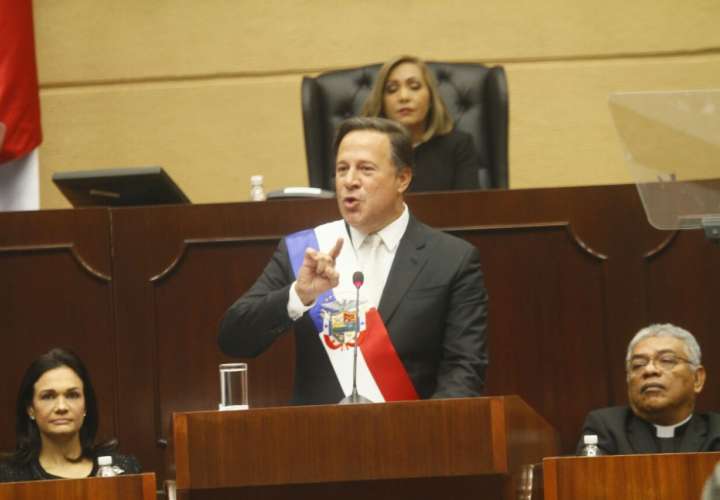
219;117;488;405
577;324;720;454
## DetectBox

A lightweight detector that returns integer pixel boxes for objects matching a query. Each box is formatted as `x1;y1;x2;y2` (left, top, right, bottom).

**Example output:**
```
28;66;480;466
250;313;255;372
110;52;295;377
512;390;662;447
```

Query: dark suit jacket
576;406;720;455
410;129;485;192
218;215;489;405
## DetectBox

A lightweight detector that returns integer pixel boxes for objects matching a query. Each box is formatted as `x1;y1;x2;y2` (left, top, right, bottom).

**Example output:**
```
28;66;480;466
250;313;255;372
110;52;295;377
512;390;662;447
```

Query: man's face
627;335;706;425
335;130;411;234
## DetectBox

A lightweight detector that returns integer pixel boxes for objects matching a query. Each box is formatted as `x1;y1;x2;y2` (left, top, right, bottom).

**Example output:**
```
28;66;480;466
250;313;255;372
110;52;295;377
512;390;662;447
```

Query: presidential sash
286;220;418;402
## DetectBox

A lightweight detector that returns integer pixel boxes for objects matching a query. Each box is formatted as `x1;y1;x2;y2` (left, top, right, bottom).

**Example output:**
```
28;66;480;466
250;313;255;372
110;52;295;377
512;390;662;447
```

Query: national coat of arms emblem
319;298;366;350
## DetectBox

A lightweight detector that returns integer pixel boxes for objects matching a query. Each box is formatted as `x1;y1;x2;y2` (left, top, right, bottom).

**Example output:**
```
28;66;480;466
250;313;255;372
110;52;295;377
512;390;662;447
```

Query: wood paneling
544;452;720;500
2;184;719;489
0;209;116;452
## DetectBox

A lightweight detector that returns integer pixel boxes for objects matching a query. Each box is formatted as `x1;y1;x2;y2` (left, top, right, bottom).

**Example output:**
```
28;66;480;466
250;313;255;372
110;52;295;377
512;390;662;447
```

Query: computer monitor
53;166;190;207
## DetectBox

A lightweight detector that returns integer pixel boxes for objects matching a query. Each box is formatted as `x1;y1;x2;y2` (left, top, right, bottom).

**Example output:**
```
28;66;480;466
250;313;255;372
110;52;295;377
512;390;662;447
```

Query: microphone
353;271;364;289
339;271;371;404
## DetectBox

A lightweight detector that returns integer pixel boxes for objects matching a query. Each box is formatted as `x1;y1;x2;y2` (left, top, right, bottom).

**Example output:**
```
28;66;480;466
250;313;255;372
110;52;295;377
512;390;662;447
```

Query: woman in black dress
0;348;140;482
361;55;485;191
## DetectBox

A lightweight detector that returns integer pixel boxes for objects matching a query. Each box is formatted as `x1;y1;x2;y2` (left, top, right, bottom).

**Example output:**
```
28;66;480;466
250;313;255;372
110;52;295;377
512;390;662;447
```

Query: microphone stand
339;271;372;404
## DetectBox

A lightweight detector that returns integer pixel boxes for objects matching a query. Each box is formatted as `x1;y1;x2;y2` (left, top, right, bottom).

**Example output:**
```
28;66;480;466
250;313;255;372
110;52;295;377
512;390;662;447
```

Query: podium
0;473;156;500
543;452;720;500
172;396;557;500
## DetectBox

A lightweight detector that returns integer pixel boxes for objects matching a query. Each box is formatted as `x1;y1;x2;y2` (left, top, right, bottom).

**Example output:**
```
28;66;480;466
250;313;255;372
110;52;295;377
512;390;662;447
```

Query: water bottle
250;175;266;201
96;455;117;477
580;434;603;456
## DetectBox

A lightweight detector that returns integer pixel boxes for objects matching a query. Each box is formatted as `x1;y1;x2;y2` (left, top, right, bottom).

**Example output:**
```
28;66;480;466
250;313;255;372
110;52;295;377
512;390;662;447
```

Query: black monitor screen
53;166;190;207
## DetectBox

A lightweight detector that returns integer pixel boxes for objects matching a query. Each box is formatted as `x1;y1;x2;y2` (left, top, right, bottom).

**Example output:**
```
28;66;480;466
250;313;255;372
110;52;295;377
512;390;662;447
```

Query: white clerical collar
654;414;692;438
348;204;410;252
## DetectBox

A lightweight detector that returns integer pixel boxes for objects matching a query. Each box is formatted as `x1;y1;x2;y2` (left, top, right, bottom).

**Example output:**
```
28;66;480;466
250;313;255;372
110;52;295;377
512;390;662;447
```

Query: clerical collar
654;414;692;438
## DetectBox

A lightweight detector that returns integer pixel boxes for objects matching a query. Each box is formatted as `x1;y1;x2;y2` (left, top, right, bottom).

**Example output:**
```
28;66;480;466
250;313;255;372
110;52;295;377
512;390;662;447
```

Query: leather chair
301;62;508;190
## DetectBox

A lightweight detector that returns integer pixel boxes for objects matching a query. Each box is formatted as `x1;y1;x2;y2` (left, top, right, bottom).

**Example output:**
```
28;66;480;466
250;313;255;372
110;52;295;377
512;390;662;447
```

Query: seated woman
0;348;140;482
361;55;486;191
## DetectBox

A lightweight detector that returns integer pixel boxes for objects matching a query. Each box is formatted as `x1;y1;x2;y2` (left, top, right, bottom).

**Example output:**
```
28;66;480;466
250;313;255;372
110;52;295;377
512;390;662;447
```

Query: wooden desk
544;452;720;500
173;396;557;500
0;473;156;500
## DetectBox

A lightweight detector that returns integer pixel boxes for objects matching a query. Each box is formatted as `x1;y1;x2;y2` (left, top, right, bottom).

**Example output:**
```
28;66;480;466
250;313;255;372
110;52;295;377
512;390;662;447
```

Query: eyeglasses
628;353;693;373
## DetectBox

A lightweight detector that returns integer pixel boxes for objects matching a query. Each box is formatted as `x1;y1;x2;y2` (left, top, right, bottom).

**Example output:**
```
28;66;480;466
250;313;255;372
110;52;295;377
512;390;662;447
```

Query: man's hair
625;323;702;369
333;116;414;173
360;55;453;143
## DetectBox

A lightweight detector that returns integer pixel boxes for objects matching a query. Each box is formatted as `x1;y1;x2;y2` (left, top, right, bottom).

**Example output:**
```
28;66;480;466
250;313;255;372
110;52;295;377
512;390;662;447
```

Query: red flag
0;0;42;164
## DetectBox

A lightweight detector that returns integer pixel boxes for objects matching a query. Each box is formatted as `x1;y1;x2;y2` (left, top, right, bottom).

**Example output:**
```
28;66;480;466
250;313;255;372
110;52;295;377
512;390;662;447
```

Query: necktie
360;234;385;307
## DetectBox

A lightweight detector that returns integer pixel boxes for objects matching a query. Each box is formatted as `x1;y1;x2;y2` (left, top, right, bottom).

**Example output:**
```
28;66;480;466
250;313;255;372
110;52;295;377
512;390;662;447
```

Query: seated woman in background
361;55;485;191
0;348;140;482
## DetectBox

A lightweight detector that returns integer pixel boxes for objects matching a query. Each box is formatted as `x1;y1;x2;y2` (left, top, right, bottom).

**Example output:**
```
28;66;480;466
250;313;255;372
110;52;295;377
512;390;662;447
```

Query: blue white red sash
286;220;418;402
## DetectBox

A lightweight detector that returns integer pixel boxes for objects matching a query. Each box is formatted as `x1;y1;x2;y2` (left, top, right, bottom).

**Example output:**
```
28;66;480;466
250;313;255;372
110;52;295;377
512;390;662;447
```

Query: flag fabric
0;0;42;163
0;149;39;210
0;0;42;210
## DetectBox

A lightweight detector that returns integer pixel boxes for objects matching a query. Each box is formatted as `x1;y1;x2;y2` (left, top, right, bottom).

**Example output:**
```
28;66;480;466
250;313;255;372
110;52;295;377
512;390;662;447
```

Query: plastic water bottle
96;455;117;477
250;175;266;201
580;434;603;456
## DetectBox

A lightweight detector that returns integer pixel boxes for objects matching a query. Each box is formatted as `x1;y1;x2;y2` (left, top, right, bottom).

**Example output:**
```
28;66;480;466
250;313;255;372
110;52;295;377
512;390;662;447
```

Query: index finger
328;237;344;260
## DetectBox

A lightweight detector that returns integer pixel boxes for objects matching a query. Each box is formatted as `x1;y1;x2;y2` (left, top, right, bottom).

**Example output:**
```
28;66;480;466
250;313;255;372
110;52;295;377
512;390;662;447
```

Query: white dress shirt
347;205;409;308
287;204;410;318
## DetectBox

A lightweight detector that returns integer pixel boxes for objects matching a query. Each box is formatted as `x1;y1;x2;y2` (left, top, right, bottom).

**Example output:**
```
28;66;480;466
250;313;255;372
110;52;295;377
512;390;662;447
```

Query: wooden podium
543;452;720;500
0;473;156;500
172;396;557;500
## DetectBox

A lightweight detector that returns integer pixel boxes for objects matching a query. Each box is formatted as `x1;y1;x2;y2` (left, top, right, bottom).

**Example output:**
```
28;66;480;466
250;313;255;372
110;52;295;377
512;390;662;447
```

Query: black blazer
219;215;489;405
410;129;484;192
576;406;720;455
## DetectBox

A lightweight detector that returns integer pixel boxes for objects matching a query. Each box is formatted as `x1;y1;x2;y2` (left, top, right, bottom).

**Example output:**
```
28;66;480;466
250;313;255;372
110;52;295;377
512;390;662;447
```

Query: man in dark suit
219;117;488;405
577;323;720;454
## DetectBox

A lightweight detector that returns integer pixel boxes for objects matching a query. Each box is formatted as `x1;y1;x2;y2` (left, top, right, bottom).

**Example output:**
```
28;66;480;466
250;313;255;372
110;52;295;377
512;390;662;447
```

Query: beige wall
34;0;720;208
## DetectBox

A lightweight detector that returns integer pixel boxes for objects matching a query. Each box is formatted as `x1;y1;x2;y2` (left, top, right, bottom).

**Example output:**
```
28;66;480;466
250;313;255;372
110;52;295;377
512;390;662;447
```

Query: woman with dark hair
0;348;140;482
361;55;485;192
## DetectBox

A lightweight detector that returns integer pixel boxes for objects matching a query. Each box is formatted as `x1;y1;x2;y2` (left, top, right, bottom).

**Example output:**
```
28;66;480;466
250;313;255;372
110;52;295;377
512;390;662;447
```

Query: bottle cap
97;455;113;466
250;175;264;186
583;434;598;445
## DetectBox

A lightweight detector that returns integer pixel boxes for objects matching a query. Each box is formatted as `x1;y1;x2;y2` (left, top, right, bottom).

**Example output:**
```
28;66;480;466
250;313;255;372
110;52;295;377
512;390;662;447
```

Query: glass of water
218;363;248;411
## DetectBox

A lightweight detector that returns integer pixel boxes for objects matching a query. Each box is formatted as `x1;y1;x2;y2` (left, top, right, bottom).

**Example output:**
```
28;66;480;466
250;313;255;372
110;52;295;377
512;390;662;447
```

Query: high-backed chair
301;62;508;190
